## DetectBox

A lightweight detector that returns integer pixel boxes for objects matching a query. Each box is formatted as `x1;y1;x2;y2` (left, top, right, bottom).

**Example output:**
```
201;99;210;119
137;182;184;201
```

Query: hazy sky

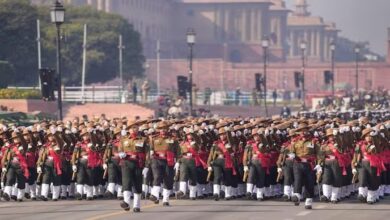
285;0;390;55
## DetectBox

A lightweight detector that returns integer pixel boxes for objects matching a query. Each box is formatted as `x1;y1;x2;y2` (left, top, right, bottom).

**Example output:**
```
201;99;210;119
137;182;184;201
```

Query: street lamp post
186;28;196;116
354;46;360;93
51;0;65;120
262;36;269;117
300;41;307;110
330;41;336;97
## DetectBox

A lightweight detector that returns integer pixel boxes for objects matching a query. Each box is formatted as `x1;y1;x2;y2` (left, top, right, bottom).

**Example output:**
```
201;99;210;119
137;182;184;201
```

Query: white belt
81;155;88;159
47;156;54;161
300;158;308;163
327;155;336;160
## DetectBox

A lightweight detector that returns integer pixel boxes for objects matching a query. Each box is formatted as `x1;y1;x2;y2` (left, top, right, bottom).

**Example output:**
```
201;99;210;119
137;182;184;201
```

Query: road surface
1;197;389;220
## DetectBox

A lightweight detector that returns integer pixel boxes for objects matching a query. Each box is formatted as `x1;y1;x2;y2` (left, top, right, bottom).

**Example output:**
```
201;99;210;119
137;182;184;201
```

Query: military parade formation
1;110;390;213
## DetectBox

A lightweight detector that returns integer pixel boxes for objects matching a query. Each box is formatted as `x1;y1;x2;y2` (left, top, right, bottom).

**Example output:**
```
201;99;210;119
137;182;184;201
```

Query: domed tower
294;0;310;16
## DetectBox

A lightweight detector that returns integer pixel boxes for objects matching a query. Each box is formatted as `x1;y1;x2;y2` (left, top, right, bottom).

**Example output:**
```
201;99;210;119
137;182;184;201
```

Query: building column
105;0;111;12
257;9;262;41
251;9;256;42
316;31;321;60
97;0;104;11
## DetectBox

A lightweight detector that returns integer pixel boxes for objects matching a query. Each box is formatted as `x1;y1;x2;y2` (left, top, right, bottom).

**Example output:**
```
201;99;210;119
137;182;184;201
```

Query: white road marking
296;211;312;216
316;204;326;209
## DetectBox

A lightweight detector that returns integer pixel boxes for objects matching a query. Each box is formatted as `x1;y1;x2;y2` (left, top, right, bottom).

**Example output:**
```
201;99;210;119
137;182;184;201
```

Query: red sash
48;147;62;175
329;143;349;176
217;141;236;175
186;142;207;169
361;143;387;176
82;143;100;168
252;142;271;174
12;146;29;178
26;151;37;168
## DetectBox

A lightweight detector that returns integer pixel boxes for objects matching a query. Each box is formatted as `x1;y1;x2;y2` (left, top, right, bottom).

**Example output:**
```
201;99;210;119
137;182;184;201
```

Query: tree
37;5;145;85
0;0;38;85
0;0;145;86
0;61;14;88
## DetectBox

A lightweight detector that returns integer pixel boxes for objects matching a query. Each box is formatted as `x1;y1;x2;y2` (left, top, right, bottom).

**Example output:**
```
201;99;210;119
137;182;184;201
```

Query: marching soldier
277;128;298;201
352;128;385;204
243;127;271;201
318;128;349;203
103;127;122;199
36;129;63;201
118;121;148;212
290;123;322;209
207;125;237;201
23;128;38;200
72;128;101;200
176;128;206;200
2;131;29;202
148;121;179;206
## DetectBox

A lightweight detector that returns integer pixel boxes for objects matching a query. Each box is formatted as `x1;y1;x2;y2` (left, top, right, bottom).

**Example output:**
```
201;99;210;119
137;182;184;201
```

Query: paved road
1;197;389;220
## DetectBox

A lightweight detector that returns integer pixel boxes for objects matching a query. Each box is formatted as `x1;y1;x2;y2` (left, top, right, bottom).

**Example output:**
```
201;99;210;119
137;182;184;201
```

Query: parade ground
1;198;389;220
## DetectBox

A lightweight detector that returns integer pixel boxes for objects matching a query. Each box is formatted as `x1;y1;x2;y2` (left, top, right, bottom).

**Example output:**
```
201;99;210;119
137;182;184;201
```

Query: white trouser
52;186;60;199
331;187;340;201
151;186;161;199
358;187;368;197
162;188;171;203
256;188;264;199
107;183;115;194
189;185;197;198
133;193;141;209
213;184;221;196
322;184;332;199
61;185;68;197
123;190;131;205
17;189;25;200
85;185;93;198
179;181;187;194
76;184;84;195
41;184;50;198
283;185;292;197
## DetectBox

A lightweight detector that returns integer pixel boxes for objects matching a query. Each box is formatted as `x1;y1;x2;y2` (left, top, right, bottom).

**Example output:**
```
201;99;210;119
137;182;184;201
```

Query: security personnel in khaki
118;122;148;213
148;121;179;206
290;123;321;209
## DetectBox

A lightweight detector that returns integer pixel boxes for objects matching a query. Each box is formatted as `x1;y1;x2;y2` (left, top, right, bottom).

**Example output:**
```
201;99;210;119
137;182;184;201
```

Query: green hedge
0;89;41;99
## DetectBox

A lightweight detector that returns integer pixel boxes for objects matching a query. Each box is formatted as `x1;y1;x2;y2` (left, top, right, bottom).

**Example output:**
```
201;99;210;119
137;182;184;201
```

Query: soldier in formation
0;110;390;212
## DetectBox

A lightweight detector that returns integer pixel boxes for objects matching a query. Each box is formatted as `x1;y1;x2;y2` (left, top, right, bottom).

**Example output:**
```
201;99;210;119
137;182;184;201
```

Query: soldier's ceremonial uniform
2;132;29;201
118;123;148;212
149;121;179;206
290;124;321;209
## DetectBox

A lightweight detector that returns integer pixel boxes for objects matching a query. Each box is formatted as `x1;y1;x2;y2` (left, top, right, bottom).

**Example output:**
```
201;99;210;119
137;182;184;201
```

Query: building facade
37;0;341;62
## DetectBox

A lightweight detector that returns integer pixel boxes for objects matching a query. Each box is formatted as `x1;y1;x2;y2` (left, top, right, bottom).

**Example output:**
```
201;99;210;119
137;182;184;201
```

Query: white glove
72;165;77;173
103;163;108;170
207;167;213;172
287;153;295;159
142;168;149;178
2;167;7;173
119;152;127;159
121;130;127;136
369;145;376;150
174;162;180;171
37;166;42;174
244;166;249;172
352;168;358;175
314;165;322;174
277;168;283;173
